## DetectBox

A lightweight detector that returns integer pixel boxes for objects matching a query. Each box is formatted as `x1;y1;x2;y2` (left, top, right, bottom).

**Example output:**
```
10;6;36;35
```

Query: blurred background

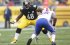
0;0;70;28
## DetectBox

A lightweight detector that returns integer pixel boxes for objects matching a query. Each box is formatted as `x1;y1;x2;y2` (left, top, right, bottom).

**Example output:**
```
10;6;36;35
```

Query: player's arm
10;12;23;24
15;7;25;22
53;17;57;26
36;7;42;12
33;5;42;13
16;12;23;22
36;7;43;13
52;12;57;26
10;8;24;24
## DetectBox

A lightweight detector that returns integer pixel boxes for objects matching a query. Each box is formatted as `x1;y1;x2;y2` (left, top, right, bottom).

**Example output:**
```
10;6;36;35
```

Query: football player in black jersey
10;1;43;44
10;1;53;44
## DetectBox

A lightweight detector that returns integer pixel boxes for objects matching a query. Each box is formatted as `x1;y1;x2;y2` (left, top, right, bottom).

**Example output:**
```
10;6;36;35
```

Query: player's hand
10;20;16;24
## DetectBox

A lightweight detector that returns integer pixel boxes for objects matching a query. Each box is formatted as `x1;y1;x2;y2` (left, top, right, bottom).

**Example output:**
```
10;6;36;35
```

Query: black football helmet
23;1;30;8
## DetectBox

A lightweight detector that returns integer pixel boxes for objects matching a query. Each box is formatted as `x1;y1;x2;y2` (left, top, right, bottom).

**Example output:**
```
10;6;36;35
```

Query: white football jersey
38;8;55;22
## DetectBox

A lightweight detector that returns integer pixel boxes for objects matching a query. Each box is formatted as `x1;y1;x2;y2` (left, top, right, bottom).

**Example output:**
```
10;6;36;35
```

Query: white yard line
0;28;34;31
0;27;70;31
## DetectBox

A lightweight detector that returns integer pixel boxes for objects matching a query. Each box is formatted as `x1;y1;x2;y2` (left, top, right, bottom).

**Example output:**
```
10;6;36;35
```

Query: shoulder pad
33;5;37;8
20;7;23;10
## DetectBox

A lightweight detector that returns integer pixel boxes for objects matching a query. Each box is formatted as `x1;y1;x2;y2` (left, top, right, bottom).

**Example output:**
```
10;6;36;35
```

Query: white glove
10;20;16;24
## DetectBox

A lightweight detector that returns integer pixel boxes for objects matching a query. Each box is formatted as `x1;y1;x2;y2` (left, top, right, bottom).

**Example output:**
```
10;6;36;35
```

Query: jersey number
27;14;34;19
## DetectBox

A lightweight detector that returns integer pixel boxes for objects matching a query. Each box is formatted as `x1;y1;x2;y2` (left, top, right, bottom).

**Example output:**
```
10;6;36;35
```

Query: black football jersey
20;5;38;20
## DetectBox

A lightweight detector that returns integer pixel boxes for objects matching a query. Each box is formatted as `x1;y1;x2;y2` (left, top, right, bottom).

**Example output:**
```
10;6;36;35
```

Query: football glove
10;20;16;24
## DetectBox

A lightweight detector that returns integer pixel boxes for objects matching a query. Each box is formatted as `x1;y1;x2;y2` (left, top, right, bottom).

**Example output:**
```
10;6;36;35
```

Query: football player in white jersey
27;7;57;45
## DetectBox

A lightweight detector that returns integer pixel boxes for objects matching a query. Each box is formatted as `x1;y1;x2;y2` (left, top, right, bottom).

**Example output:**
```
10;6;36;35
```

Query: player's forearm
16;13;23;22
36;7;42;12
53;18;57;26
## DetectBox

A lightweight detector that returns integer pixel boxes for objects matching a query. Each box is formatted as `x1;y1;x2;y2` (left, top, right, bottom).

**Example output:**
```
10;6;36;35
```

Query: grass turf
0;27;70;45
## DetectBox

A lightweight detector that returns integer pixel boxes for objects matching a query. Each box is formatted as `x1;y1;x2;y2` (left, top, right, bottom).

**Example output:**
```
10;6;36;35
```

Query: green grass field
0;27;70;45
